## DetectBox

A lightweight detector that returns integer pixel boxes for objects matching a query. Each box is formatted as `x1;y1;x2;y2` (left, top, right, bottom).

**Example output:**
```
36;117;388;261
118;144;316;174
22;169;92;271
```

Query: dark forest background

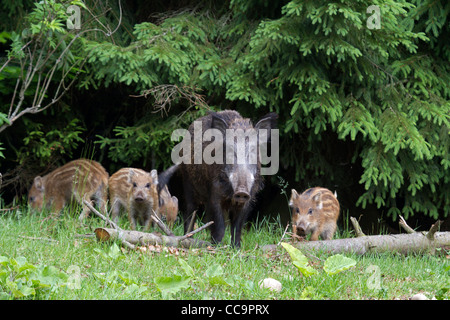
0;0;448;233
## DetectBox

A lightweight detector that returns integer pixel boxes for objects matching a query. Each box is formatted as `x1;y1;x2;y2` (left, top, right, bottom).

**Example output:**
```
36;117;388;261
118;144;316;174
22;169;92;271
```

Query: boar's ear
33;176;44;191
289;189;299;206
211;113;229;134
255;112;278;131
150;169;158;184
157;164;179;194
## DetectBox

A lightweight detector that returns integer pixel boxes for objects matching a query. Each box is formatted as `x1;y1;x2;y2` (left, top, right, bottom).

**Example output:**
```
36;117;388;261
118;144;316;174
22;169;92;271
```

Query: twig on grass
187;210;197;234
19;235;59;243
179;221;214;241
151;209;174;237
82;199;136;250
82;199;119;230
277;222;290;245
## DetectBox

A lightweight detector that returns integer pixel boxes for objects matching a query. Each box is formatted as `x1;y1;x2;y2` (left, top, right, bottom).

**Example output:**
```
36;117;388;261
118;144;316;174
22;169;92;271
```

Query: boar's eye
307;208;313;215
295;208;300;213
132;182;137;188
29;196;35;202
145;183;150;188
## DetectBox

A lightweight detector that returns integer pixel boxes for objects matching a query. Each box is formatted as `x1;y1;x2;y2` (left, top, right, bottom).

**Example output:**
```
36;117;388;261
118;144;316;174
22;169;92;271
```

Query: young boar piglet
289;187;339;241
108;168;159;231
158;185;179;229
28;159;109;221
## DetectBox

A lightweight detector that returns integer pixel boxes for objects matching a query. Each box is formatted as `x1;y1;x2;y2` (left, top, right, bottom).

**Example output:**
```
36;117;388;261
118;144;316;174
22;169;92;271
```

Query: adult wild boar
176;110;277;248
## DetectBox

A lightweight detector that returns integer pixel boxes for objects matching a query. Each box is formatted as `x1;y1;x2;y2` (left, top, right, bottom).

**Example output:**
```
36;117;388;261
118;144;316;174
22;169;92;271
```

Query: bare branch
350;216;366;237
179;221;214;241
151;209;174;237
0;0;123;134
399;215;416;234
426;220;442;241
131;84;210;118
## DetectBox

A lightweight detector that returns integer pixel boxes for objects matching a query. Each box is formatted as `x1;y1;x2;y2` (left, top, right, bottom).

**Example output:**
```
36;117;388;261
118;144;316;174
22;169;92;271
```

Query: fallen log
94;227;213;249
290;231;450;255
83;199;214;249
287;219;450;255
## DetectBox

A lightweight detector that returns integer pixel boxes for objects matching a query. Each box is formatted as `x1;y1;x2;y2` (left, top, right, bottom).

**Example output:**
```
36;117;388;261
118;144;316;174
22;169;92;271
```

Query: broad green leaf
205;264;223;278
178;258;195;277
292;260;318;277
323;254;356;275
0;256;9;266
208;275;233;286
0;292;10;300
7;280;35;298
154;275;191;299
281;242;318;277
108;243;124;260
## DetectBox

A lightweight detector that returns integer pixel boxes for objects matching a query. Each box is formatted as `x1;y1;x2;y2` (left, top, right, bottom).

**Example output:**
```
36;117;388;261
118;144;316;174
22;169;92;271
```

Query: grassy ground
0;207;449;300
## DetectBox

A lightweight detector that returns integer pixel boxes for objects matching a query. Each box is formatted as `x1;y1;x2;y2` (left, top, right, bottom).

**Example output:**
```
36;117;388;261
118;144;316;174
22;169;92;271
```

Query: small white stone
410;293;428;300
259;278;282;292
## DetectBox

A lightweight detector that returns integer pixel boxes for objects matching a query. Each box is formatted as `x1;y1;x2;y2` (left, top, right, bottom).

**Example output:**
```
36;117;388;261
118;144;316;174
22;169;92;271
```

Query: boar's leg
94;185;109;218
110;199;123;223
207;198;225;245
229;206;250;248
320;222;337;240
46;198;66;219
310;229;321;241
182;176;198;234
128;211;138;230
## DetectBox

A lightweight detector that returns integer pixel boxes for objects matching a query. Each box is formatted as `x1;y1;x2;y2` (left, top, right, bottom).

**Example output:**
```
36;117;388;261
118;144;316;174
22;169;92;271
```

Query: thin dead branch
399;215;416;234
179;221;214;241
350;216;366;237
82;199;119;230
131;84;210;117
427;220;442;241
187;210;197;234
151;209;174;236
19;235;59;243
277;222;290;245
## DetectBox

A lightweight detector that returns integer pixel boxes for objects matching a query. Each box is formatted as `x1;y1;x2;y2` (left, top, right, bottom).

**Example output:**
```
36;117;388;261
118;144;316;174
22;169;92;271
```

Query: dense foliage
0;0;448;222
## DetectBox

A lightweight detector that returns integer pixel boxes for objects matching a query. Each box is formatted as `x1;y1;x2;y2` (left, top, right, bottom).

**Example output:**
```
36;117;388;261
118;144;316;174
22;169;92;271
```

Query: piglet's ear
289;189;299;206
34;176;44;191
150;169;158;185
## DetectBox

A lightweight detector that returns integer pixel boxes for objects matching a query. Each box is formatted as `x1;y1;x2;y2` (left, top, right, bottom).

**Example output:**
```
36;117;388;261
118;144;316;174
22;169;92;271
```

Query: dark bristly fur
179;109;278;248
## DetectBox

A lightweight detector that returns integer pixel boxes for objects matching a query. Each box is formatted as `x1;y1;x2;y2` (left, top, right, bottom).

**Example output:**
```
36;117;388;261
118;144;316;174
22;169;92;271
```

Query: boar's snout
233;189;251;204
134;191;145;202
296;222;307;235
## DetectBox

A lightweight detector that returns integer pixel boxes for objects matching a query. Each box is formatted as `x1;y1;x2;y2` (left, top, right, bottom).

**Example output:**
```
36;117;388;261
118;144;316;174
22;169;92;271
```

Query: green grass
0;206;449;300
